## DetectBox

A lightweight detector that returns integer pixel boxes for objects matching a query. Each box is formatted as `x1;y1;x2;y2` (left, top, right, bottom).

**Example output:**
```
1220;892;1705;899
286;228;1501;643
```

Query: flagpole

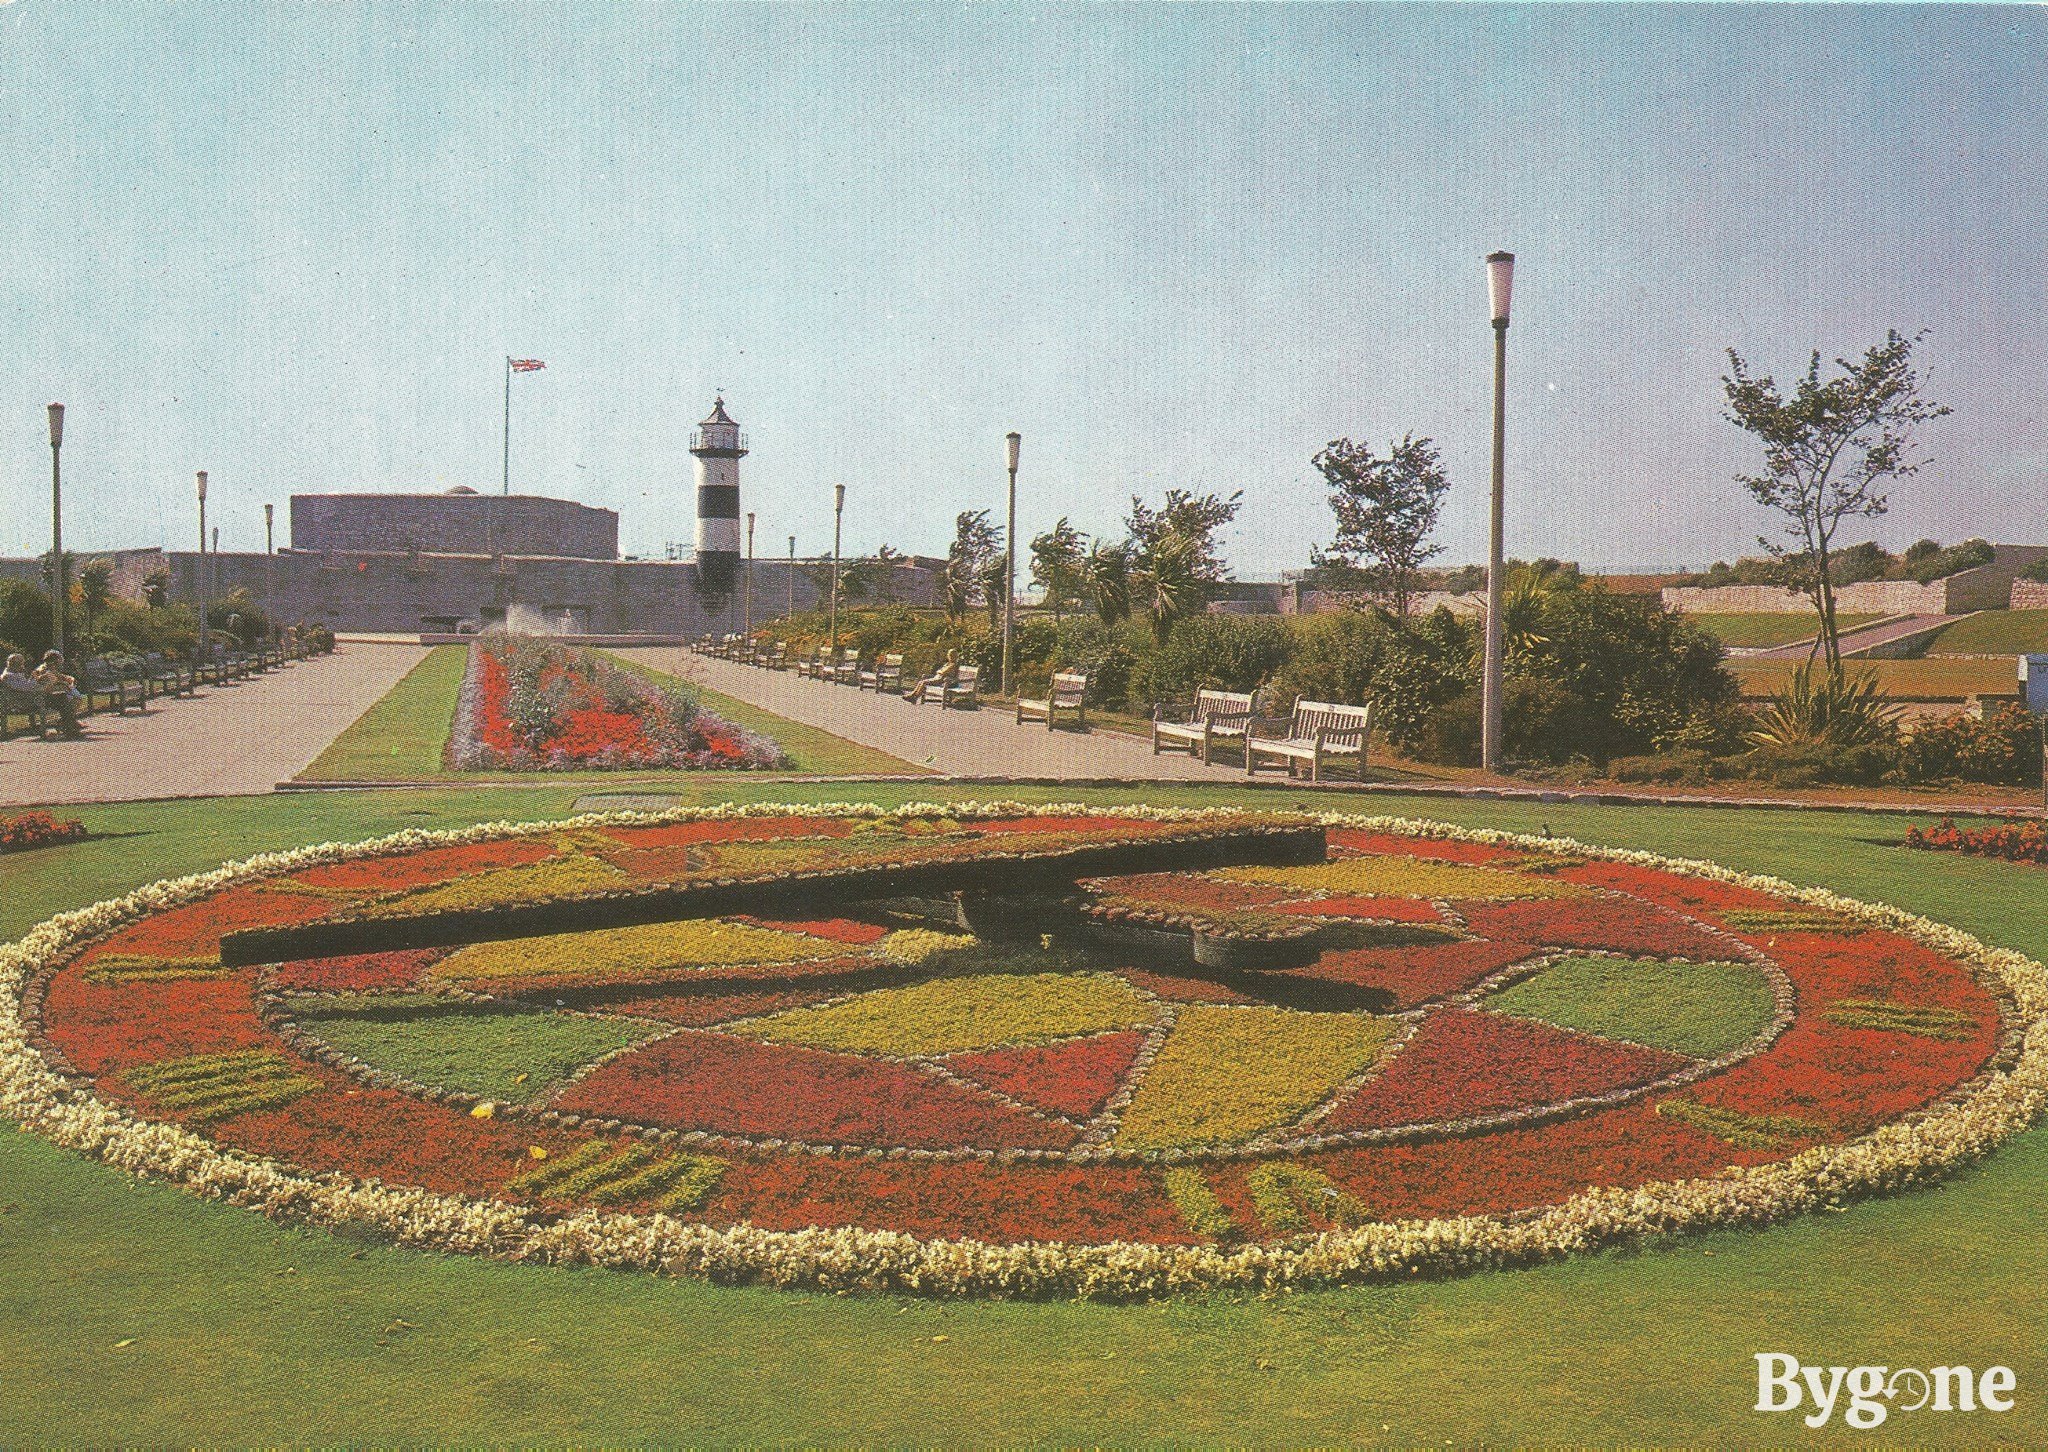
502;357;512;496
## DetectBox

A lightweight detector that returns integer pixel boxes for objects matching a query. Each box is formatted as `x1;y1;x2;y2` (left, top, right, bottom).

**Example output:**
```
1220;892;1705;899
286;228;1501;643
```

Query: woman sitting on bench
907;650;959;705
33;650;86;739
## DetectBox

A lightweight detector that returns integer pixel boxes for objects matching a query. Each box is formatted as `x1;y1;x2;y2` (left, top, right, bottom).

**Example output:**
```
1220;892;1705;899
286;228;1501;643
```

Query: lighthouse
690;396;746;595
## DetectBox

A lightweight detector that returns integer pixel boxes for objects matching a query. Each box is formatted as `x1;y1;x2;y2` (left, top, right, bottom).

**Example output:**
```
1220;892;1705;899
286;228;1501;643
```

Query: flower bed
445;639;786;771
0;811;87;854
1905;817;2048;866
3;803;2044;1300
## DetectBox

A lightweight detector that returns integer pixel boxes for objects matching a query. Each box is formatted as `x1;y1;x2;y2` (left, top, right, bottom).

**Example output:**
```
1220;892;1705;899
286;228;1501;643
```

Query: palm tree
1140;530;1202;647
1085;539;1133;628
76;559;114;647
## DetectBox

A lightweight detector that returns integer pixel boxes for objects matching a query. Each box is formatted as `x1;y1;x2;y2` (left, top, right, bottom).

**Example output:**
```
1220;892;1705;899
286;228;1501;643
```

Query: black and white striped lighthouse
690;396;746;596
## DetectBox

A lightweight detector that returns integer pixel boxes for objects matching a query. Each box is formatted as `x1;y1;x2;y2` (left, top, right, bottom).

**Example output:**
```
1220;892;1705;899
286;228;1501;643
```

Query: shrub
1900;706;2044;786
0;810;88;853
0;579;52;659
1129;615;1291;708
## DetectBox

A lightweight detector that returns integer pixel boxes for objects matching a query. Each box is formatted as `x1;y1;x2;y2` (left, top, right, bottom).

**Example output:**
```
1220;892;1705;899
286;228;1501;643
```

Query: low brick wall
2012;579;2048;610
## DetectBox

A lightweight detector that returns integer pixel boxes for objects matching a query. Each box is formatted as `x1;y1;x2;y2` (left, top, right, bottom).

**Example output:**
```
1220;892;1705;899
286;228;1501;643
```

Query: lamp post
744;512;755;640
264;503;274;555
829;485;845;650
264;503;277;644
1002;431;1020;697
1481;250;1514;775
47;404;65;658
787;535;796;620
196;471;210;663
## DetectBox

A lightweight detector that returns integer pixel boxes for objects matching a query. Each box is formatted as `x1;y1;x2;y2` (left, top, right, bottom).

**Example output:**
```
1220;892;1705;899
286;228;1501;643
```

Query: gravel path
0;643;429;806
620;648;1236;782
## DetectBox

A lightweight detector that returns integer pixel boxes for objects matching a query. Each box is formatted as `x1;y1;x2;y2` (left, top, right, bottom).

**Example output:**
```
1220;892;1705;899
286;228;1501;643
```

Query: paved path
623;648;1236;783
0;643;428;807
1748;613;1958;661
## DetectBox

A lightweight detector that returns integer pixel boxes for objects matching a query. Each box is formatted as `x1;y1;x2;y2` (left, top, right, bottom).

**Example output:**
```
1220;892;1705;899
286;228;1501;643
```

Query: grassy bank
2;782;2045;1441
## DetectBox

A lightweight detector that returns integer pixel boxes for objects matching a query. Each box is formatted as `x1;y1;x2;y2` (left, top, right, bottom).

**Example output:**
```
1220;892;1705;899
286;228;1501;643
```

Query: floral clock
4;804;2044;1299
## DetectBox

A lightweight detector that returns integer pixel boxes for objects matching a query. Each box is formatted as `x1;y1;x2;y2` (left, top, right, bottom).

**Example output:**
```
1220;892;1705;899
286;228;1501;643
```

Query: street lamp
264;503;277;644
196;471;210;661
264;503;275;555
829;485;846;651
1002;431;1020;697
787;534;796;620
744;512;756;641
47;404;65;658
1481;250;1515;775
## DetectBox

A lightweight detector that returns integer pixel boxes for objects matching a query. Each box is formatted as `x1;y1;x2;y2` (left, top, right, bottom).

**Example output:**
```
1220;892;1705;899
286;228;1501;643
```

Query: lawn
1925;609;2048;657
1730;655;2021;700
297;644;917;782
3;781;2046;1441
1681;610;1879;648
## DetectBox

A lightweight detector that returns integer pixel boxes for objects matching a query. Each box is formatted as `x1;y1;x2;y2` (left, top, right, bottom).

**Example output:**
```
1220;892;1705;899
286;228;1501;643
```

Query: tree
978;555;1009;629
1085;538;1133;628
140;568;170;609
75;559;114;646
943;510;1002;622
1029;518;1087;623
1126;487;1241;644
1723;330;1950;672
1311;434;1450;618
1125;488;1241;584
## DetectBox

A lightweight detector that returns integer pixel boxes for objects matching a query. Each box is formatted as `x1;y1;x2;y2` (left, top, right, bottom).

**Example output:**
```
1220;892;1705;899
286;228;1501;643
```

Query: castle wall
290;493;619;560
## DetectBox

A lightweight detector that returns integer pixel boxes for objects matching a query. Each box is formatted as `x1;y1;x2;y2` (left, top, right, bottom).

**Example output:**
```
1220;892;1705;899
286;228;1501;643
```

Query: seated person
1;653;41;713
32;650;85;738
908;649;960;705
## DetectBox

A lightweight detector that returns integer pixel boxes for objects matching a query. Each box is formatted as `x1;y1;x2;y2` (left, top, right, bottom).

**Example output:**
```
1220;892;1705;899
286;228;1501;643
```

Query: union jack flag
509;358;545;372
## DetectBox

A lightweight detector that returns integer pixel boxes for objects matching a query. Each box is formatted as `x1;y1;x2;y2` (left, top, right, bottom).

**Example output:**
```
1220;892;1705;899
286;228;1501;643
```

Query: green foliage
0;578;53;658
1898;705;2043;787
943;511;1002;621
1029;518;1087;622
1746;664;1902;783
2023;559;2048;584
1129;613;1290;707
1311;433;1450;616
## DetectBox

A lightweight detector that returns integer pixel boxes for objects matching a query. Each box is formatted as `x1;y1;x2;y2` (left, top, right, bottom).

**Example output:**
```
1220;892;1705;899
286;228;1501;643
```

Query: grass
1730;655;2020;700
1925;609;2048;657
1682;610;1880;648
3;782;2048;1440
297;643;917;782
1484;956;1778;1058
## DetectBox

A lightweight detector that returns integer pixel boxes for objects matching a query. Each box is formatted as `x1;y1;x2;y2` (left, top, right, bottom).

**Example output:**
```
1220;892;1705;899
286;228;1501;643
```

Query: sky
1;2;2042;575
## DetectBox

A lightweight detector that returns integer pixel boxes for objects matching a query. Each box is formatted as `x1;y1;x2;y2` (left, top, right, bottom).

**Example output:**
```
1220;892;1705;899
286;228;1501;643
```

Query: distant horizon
3;4;2041;572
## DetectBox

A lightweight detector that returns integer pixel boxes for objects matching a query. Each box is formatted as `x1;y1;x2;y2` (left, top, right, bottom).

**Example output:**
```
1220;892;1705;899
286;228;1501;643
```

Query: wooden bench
827;648;861;685
1016;670;1088;730
918;662;979;708
797;645;834;680
79;660;146;715
1244;698;1373;782
858;652;905;693
762;640;790;670
1152;687;1254;764
0;688;47;740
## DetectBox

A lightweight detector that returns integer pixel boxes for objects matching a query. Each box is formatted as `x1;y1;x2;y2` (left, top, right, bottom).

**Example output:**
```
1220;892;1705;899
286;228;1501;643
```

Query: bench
1152;687;1255;764
918;662;979;709
78;660;146;715
858;652;905;693
142;653;197;699
1244;698;1373;783
762;640;790;671
1016;670;1088;730
796;645;833;680
0;688;46;740
827;648;861;685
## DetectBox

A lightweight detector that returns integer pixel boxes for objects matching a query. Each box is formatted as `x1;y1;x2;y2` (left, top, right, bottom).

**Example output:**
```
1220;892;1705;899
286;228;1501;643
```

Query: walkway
1749;613;1958;661
622;648;1233;783
0;643;428;807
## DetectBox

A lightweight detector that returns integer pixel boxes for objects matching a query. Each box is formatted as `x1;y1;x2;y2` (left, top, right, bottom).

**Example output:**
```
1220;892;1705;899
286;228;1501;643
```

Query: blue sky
2;3;2042;574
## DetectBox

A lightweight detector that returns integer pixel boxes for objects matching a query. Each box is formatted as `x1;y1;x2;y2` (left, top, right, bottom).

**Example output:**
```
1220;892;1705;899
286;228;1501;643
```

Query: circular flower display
4;804;2044;1299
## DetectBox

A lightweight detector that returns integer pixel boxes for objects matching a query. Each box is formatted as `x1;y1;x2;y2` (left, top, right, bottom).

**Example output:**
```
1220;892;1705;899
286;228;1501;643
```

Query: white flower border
3;801;2044;1301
